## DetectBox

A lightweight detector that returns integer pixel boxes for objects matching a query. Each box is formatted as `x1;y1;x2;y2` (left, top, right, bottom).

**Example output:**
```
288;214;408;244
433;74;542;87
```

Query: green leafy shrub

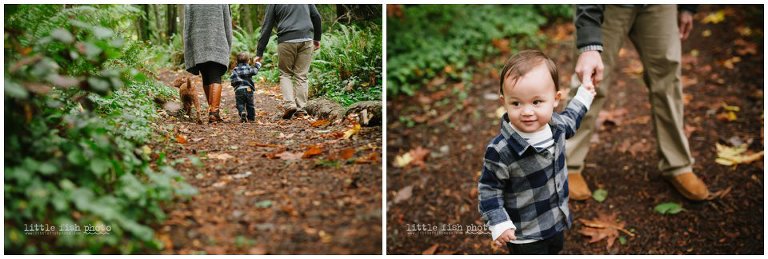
387;5;572;96
310;23;382;106
5;5;195;254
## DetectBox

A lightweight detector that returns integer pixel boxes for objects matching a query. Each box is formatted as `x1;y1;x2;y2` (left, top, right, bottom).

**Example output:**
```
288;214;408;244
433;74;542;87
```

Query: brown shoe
665;172;710;201
208;83;223;123
568;171;592;201
282;106;297;120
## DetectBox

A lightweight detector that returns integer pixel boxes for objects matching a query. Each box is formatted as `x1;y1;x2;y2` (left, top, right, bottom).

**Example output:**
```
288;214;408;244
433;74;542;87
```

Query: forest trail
153;69;382;254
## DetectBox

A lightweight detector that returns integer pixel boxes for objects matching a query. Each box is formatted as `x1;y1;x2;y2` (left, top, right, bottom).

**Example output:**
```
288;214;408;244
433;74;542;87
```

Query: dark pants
506;231;564;255
196;61;227;85
235;88;255;121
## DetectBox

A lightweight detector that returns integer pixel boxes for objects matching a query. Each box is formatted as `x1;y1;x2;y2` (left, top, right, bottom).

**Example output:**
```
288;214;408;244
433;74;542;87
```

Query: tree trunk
136;4;150;41
243;5;253;34
153;4;163;40
166;4;177;41
253;5;265;29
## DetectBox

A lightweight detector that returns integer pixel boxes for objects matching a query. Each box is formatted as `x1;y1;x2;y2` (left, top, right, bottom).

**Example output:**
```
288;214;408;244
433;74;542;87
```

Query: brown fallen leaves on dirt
578;212;634;250
393;146;430;168
302;144;324;158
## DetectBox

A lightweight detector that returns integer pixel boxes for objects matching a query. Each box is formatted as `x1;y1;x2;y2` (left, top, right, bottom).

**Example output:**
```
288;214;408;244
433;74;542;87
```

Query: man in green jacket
569;4;710;201
255;4;322;119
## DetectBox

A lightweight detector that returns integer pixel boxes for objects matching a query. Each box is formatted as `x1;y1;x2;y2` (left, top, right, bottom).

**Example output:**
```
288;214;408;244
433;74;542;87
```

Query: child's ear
498;94;505;105
554;91;563;108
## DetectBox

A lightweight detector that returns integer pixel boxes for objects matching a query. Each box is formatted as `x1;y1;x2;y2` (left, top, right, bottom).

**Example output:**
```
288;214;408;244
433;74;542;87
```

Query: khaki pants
566;5;693;176
278;41;314;109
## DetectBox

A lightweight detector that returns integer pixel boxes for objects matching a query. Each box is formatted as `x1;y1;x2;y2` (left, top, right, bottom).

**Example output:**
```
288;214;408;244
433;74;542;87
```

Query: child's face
500;63;561;133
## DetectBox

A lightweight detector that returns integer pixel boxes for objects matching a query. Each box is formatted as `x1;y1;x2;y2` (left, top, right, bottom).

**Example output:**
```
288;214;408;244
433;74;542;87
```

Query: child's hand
494;228;516;247
582;80;597;96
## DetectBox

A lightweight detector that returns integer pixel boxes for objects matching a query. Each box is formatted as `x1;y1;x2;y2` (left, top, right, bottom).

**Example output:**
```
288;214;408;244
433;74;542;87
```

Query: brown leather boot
665;172;710;201
203;84;211;103
568;171;592;201
208;83;223;123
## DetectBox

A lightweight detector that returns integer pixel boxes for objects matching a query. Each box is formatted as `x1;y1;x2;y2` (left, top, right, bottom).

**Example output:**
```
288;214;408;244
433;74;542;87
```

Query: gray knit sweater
256;4;321;57
184;4;233;74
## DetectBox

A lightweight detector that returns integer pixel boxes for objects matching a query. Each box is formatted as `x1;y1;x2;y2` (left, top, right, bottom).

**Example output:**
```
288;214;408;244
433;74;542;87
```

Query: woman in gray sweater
184;4;232;123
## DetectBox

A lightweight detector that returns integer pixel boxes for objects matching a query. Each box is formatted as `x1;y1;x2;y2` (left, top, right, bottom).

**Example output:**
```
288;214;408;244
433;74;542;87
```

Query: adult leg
292;41;314;110
629;5;708;200
566;5;636;200
199;62;227;123
278;42;299;118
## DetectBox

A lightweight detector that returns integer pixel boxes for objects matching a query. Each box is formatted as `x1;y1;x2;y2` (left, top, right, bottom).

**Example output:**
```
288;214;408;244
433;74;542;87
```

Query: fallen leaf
303;145;324;158
355;151;379;164
715;143;764;166
654;202;684;215
339;148;356;160
393;185;413;204
578;212;634;250
394;152;413;167
342;123;362;139
263;148;287;159
592;189;607;203
318;230;333;243
737;26;752;36
408;146;431;168
277;151;304;160
208;153;234;161
422;244;439;255
701;10;726;24
311;120;330;127
176;134;187;144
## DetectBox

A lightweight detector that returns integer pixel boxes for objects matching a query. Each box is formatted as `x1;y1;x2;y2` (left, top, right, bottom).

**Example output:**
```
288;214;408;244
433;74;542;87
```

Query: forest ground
386;5;764;254
152;71;383;254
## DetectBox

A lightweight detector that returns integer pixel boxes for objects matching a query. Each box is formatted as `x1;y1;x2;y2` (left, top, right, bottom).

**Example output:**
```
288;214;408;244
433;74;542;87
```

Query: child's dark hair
498;50;559;95
236;52;250;64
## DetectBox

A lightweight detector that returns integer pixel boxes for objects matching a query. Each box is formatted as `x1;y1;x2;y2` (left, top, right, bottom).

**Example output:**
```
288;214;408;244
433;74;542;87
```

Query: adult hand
678;10;694;40
575;50;604;87
313;40;321;50
253;56;262;64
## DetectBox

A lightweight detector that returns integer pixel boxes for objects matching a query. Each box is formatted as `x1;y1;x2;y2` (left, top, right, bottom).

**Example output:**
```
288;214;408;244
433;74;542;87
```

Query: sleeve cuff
573;86;595;111
489;220;516;241
579;45;603;54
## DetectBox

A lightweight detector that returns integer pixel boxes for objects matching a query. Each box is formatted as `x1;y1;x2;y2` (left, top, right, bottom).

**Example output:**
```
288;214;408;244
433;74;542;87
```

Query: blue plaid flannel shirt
230;62;262;91
478;87;593;242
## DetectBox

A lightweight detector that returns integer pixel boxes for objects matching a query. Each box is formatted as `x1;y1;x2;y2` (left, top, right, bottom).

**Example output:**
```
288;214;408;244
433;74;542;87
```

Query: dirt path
386;5;763;254
152;71;382;254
